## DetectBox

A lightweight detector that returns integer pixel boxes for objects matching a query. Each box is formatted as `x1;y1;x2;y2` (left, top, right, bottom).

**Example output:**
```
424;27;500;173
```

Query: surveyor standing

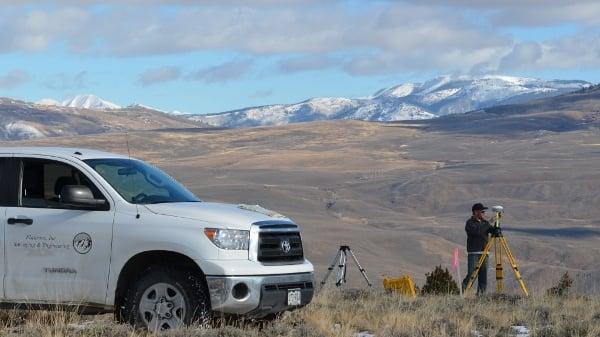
461;203;493;294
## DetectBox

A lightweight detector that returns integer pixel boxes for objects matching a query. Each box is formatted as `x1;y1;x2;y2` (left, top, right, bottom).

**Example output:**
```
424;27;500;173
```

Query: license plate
287;288;301;306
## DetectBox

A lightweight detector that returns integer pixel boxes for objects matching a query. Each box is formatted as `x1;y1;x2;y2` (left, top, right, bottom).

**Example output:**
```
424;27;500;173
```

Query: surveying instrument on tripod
319;245;372;291
464;206;529;296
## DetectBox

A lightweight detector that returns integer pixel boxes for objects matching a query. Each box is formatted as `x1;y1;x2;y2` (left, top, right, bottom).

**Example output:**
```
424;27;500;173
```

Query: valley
6;118;599;293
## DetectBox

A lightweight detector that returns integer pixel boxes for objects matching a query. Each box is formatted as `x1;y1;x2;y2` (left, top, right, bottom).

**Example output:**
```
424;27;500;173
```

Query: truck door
0;156;14;300
3;157;114;305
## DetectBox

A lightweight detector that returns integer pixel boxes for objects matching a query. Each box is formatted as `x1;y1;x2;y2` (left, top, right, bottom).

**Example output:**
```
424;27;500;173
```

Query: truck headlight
204;228;249;250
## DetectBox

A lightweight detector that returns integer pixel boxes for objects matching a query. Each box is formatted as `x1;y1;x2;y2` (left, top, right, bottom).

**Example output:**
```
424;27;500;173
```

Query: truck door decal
73;232;93;254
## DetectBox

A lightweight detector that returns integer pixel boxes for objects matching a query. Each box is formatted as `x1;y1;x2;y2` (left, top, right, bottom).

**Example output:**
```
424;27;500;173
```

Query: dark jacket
465;216;492;252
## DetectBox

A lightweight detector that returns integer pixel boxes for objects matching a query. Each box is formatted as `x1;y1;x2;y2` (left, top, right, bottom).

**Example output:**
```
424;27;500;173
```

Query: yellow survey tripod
464;207;529;296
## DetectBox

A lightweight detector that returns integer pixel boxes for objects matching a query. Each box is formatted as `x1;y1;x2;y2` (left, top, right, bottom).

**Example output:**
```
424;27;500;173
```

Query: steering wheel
131;193;148;203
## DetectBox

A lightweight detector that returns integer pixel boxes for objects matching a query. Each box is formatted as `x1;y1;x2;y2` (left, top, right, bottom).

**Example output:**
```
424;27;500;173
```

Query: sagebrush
421;265;460;295
546;272;573;297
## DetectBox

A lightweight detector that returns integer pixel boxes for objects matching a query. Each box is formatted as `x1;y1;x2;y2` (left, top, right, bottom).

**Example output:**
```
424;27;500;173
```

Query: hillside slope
0;97;206;140
417;83;600;134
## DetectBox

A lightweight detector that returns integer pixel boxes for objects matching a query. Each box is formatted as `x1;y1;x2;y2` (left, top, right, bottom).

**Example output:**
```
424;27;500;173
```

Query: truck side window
0;158;4;203
20;158;105;209
0;158;19;207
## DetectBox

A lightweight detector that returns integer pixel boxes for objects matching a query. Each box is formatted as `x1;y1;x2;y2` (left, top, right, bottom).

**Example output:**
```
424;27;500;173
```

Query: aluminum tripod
464;217;529;296
319;245;372;291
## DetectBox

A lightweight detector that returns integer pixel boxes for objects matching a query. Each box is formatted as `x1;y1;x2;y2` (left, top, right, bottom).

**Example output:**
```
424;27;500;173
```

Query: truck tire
123;266;211;330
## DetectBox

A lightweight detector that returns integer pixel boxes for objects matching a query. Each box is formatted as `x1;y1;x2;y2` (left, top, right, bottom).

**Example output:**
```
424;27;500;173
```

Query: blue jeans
462;253;488;294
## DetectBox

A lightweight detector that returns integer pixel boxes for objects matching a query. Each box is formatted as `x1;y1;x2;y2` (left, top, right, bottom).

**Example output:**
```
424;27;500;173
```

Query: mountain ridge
399;79;600;135
37;94;121;110
1;74;594;140
0;97;204;141
191;74;589;128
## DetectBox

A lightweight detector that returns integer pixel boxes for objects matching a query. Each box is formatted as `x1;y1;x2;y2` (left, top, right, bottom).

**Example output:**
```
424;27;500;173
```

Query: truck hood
143;202;293;230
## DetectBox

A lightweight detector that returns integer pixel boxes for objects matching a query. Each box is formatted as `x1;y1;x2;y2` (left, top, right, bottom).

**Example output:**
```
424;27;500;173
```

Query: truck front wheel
123;267;211;330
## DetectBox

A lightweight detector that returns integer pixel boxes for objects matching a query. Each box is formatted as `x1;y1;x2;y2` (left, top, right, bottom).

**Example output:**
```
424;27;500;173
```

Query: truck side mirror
60;185;108;210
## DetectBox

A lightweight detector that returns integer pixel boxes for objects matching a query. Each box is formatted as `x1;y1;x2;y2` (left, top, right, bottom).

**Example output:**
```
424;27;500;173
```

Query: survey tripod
319;245;372;290
464;210;529;296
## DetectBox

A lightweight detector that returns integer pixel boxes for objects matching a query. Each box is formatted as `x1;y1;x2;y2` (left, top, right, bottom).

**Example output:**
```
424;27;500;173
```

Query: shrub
546;272;573;297
421;265;460;295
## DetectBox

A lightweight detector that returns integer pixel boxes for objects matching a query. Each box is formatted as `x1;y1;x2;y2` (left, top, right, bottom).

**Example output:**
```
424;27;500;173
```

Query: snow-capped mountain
190;75;590;128
37;94;121;110
61;94;121;110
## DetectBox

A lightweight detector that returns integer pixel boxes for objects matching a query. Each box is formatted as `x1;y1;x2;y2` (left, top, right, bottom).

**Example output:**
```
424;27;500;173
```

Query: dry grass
292;289;600;337
1;290;600;337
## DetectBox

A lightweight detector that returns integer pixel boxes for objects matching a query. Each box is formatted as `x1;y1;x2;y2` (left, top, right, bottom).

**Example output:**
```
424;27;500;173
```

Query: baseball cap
472;203;488;212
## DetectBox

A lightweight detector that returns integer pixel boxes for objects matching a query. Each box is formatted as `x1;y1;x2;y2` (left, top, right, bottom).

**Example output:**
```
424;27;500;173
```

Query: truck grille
257;231;304;263
264;282;313;292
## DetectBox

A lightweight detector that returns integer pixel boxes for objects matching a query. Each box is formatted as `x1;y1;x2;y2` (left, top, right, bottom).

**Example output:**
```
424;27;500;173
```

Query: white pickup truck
0;147;314;330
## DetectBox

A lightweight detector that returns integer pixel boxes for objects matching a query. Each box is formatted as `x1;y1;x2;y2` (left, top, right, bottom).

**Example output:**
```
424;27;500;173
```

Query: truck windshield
84;158;200;204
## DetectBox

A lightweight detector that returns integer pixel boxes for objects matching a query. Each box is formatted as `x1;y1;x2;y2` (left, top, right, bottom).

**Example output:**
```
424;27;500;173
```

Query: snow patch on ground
305;97;357;117
129;103;166;113
481;74;537;85
421;88;462;104
353;325;530;337
472;325;531;337
2;121;45;139
385;104;435;121
379;83;417;98
36;98;61;106
510;325;531;337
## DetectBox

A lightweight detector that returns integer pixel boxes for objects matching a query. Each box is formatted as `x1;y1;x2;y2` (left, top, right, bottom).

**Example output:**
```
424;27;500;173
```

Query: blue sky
1;0;600;114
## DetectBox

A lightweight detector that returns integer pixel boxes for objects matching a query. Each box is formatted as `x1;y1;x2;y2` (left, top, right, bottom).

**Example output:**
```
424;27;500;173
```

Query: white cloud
404;0;600;27
0;3;507;58
0;1;599;77
92;6;353;56
494;35;600;72
139;66;181;86
489;2;600;27
250;89;273;98
43;71;90;90
498;42;543;72
79;3;515;77
537;34;600;69
0;8;91;52
276;56;338;74
2;0;328;5
187;59;254;83
0;70;30;89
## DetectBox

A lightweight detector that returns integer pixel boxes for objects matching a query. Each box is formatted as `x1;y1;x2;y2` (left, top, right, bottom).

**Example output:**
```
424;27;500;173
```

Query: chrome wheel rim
139;282;186;330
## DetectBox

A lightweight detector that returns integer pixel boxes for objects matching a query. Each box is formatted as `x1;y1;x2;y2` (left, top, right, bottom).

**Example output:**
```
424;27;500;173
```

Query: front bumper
206;272;314;318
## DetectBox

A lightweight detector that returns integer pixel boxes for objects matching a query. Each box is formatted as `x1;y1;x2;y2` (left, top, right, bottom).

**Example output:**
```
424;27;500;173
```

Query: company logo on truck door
280;239;292;254
73;232;92;254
